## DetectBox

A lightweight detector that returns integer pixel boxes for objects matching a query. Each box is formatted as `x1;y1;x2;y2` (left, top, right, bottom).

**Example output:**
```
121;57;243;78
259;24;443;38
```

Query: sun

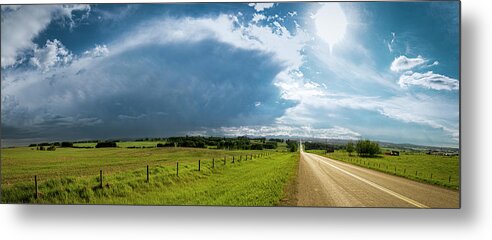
313;3;348;52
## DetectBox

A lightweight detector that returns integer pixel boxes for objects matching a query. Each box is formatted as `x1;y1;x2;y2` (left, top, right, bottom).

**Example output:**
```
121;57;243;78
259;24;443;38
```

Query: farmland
1;143;299;205
307;149;459;189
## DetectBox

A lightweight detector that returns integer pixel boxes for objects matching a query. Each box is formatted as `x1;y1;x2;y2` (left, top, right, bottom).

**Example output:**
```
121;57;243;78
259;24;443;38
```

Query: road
296;147;460;208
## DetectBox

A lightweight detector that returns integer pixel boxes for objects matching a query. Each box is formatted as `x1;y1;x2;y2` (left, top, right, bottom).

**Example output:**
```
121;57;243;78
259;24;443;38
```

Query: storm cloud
1;40;292;140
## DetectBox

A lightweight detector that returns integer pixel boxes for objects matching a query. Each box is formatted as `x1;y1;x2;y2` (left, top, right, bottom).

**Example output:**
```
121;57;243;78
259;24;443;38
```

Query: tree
95;141;117;148
46;145;56;151
355;140;380;157
61;142;73;148
346;142;354;156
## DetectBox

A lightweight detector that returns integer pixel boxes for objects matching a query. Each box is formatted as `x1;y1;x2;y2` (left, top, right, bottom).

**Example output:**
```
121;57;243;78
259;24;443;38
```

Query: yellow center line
309;153;430;208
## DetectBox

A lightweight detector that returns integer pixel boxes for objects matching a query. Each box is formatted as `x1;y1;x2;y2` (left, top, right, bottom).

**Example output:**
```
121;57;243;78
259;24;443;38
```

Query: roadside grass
1;147;298;205
307;150;459;189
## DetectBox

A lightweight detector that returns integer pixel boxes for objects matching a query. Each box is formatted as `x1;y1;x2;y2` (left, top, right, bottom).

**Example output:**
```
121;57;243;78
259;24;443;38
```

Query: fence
30;152;274;199
344;157;456;188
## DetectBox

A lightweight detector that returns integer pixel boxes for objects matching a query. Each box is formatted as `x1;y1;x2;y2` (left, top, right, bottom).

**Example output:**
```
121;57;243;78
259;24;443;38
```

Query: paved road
296;149;460;208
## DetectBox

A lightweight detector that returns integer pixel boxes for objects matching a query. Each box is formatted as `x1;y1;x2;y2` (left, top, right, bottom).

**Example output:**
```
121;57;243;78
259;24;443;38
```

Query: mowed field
307;149;459;189
1;144;299;205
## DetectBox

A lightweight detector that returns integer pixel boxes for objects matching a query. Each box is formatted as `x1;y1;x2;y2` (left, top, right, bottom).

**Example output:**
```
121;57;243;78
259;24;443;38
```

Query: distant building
385;150;400;156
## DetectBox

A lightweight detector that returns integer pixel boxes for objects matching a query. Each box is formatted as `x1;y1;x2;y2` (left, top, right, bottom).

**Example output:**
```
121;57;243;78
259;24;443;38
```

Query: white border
2;0;491;239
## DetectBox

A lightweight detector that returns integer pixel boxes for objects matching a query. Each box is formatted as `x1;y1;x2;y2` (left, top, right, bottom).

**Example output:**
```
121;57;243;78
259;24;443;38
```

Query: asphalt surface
296;149;460;208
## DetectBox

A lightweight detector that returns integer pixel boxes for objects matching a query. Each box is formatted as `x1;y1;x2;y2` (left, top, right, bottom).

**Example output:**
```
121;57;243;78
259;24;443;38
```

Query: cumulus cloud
214;125;360;140
251;13;266;23
30;39;73;71
248;3;275;12
398;71;459;91
1;4;90;68
390;55;426;72
114;14;307;70
83;44;109;57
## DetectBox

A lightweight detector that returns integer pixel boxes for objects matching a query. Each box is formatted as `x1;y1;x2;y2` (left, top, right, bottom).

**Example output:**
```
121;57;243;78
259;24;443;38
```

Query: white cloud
273;85;459;143
114;14;307;70
83;44;110;58
216;125;360;140
428;60;439;67
390;55;426;72
248;3;275;12
251;13;266;23
312;42;399;91
1;5;90;68
117;114;147;120
30;39;73;71
398;71;459;91
387;32;396;52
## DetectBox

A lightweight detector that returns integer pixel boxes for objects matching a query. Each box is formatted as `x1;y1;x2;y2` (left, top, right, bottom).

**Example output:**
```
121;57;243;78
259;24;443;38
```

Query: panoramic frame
0;2;460;208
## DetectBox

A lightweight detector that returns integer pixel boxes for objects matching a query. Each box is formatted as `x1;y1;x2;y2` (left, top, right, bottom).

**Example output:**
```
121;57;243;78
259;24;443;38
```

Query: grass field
1;145;299;205
307;149;459;189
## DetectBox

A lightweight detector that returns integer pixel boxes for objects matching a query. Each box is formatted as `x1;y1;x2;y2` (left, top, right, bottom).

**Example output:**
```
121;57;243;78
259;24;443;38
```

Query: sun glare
313;3;348;52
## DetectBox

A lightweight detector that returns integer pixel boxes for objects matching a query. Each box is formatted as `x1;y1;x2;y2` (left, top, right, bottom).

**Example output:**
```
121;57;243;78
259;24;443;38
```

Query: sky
0;2;460;147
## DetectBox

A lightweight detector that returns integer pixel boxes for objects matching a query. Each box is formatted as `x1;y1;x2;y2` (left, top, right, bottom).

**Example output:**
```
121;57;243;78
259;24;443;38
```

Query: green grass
307;150;459;189
1;145;298;205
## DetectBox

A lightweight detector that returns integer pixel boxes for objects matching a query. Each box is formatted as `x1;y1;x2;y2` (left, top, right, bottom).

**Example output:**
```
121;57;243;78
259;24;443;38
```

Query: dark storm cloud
1;40;292;141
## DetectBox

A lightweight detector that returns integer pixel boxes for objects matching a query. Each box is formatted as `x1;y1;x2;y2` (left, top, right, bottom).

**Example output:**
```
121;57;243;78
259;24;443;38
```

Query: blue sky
0;2;460;147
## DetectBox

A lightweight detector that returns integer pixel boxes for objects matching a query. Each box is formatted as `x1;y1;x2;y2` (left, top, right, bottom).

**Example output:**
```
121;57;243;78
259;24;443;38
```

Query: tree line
28;136;290;150
303;142;343;152
303;139;381;157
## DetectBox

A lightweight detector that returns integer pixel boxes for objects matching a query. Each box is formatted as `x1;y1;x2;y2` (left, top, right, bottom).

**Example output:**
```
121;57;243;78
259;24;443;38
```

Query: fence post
223;156;226;165
147;165;149;183
100;170;103;188
176;162;179;177
213;158;215;168
415;170;418;176
232;156;235;164
34;175;38;199
198;160;201;171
